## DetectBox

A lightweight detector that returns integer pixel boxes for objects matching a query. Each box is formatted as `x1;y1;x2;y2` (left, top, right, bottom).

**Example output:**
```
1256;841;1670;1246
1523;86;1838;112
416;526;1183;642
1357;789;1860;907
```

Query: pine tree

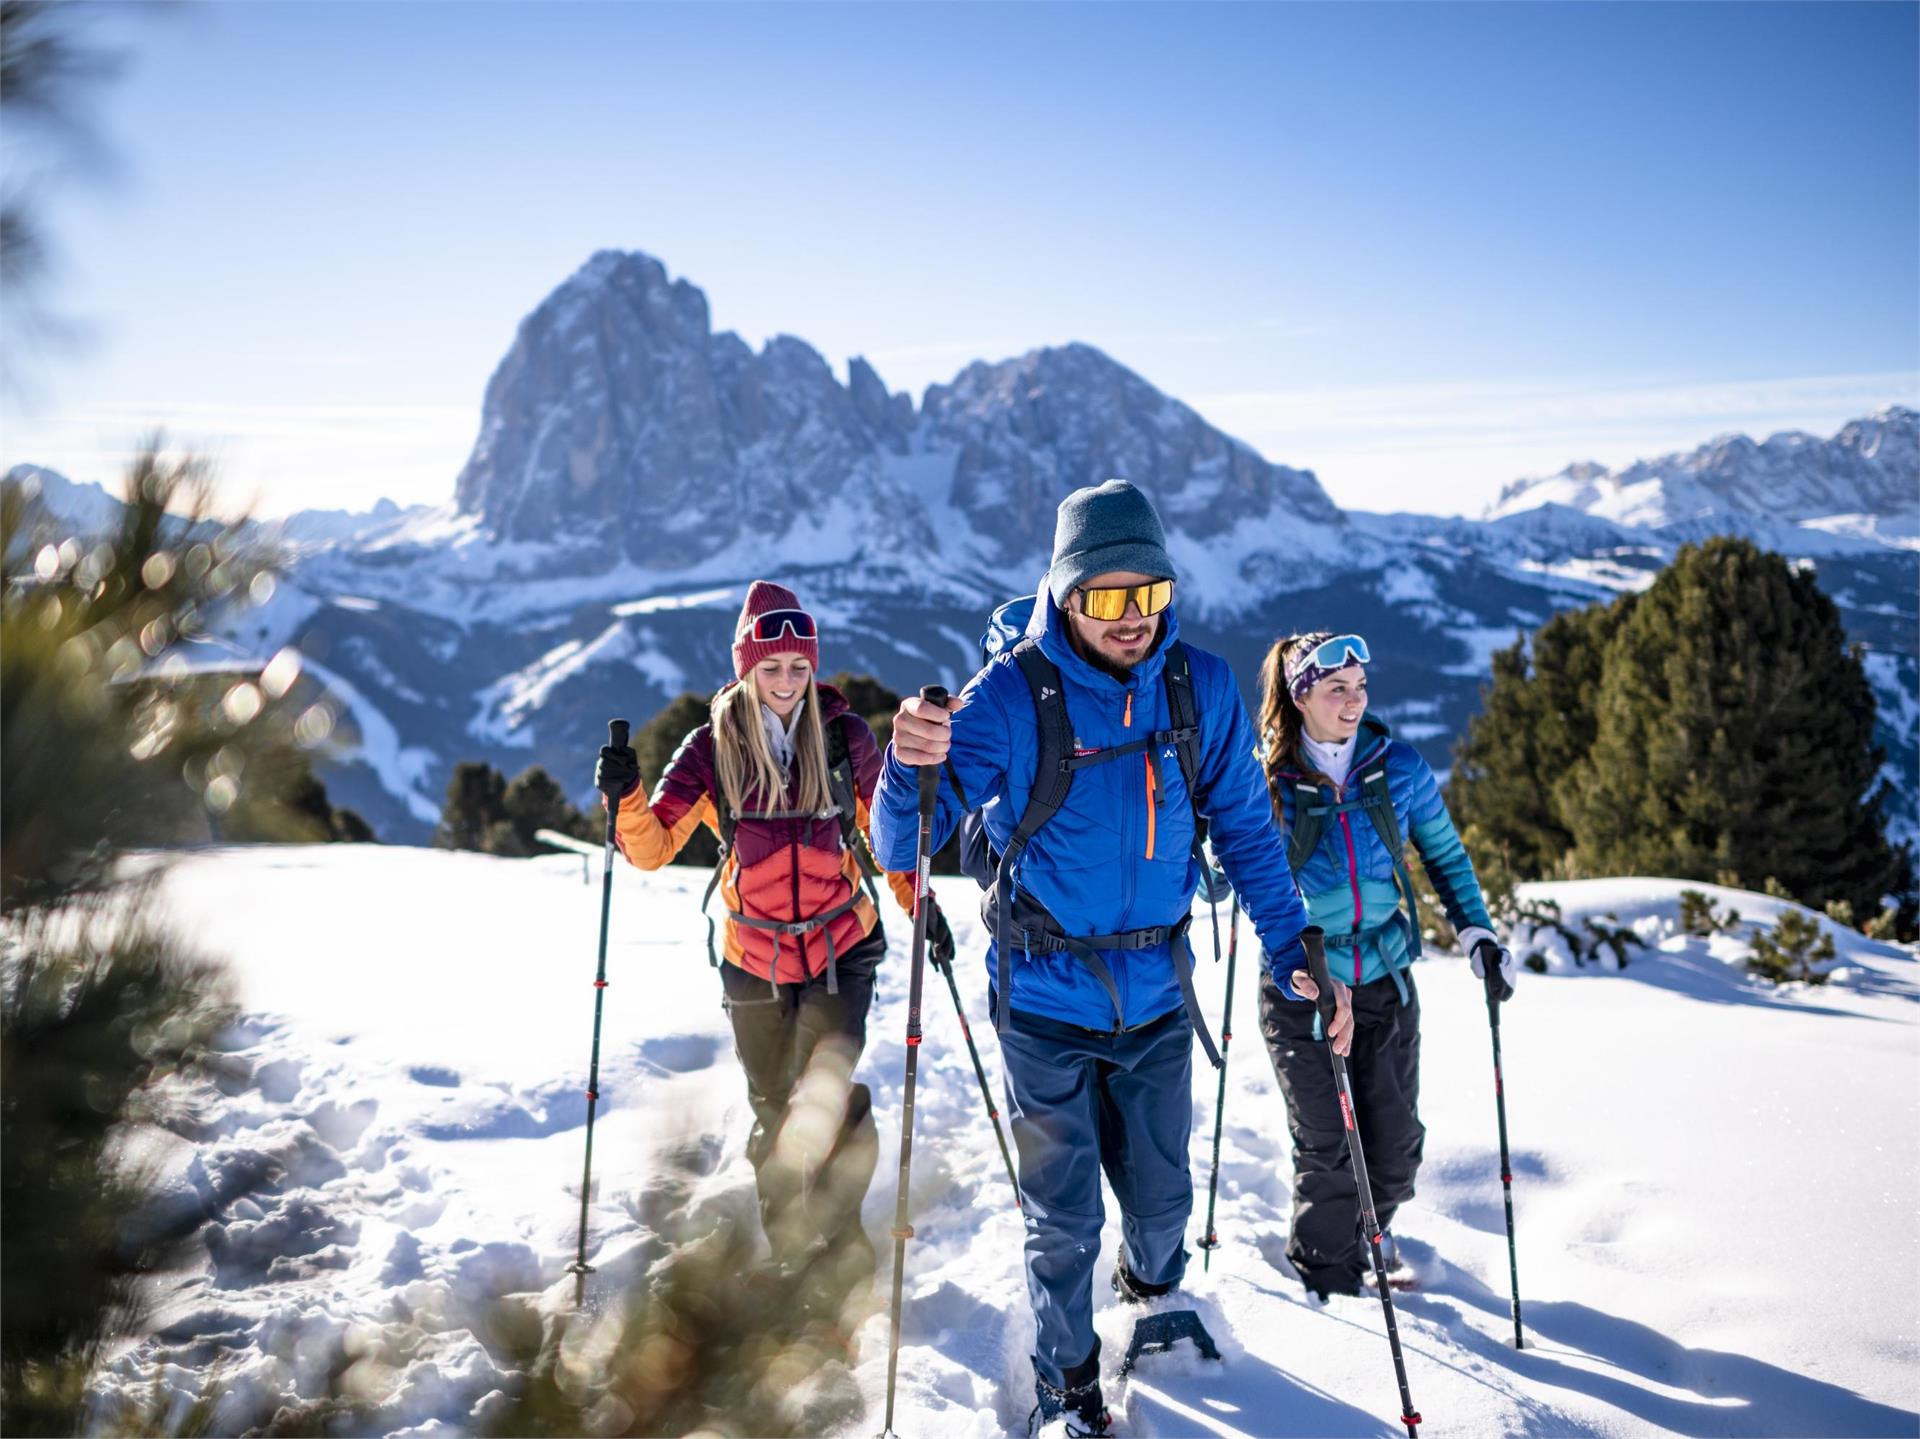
499;765;596;856
1;445;311;1434
827;671;902;751
1566;539;1910;918
1451;599;1632;878
434;762;508;852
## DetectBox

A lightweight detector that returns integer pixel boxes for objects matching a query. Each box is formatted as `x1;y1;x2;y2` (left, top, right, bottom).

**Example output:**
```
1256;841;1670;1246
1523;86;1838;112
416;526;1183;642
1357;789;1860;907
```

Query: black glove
926;897;957;969
1470;935;1517;1004
595;744;640;803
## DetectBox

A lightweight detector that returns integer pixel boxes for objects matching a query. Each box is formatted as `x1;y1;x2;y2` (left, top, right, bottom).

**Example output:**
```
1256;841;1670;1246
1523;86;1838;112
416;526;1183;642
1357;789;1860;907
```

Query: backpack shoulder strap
1285;776;1326;873
1356;758;1421;961
1159;641;1208;848
1009;639;1072;845
988;639;1075;1030
824;711;884;890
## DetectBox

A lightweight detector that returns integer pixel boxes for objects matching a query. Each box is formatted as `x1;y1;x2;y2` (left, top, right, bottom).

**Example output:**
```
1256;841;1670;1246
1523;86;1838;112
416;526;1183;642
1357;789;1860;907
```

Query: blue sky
4;1;1915;517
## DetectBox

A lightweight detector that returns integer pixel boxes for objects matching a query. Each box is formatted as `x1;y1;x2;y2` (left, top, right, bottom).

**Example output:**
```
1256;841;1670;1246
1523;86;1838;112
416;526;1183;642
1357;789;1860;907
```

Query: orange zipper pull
1124;691;1133;728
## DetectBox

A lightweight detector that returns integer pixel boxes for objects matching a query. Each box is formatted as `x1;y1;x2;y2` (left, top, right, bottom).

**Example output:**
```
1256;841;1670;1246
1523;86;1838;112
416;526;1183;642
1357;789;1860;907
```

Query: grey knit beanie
1045;479;1176;607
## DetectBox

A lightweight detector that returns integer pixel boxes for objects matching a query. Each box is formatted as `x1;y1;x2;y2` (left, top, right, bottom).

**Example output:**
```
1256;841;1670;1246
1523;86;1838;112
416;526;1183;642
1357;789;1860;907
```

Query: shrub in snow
1509;899;1645;974
485;1153;865;1436
1678;889;1739;937
1746;909;1836;986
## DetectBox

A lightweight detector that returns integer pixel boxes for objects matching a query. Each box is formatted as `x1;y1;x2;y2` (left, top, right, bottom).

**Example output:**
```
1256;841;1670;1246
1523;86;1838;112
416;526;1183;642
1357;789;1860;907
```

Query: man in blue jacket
873;480;1332;1433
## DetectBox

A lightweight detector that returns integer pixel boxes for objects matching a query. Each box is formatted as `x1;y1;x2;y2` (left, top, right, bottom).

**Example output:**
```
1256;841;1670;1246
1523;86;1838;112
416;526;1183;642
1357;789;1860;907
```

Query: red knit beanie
731;580;820;679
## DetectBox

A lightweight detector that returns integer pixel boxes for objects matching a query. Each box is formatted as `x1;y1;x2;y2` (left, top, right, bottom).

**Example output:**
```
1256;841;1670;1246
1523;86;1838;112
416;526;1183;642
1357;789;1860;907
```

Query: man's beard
1068;619;1162;681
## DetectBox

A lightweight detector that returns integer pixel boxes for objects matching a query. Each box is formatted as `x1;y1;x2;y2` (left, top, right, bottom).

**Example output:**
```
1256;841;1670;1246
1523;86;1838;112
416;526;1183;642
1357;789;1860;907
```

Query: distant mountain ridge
9;250;1915;857
1487;405;1919;549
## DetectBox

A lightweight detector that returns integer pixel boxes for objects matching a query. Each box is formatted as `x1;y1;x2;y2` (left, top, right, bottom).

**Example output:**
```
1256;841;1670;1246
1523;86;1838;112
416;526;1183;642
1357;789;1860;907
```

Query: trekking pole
1195;897;1240;1269
1475;937;1525;1349
880;685;947;1438
927;915;1021;1209
569;717;629;1308
1304;927;1422;1439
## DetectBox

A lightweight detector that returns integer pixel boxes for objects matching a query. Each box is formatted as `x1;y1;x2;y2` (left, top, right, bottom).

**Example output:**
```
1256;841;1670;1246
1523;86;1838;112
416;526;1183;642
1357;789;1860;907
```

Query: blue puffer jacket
871;589;1310;1030
1275;714;1492;990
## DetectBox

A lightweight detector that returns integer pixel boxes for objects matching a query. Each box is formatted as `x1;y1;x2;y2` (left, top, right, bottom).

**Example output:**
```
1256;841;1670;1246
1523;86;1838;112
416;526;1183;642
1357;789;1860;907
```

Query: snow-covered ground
108;848;1919;1437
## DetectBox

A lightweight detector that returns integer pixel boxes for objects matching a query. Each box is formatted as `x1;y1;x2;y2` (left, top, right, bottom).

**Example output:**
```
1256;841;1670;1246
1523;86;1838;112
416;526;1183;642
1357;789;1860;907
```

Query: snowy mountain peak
1486;405;1919;543
445;252;1345;575
918;341;1344;568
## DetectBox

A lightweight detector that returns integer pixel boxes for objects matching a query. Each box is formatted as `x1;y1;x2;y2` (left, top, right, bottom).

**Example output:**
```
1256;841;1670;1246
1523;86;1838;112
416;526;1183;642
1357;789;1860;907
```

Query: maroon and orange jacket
612;684;915;983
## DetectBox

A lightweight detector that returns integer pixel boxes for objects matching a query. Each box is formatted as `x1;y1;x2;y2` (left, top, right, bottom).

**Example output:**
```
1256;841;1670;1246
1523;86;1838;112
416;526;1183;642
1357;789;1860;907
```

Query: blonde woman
594;582;942;1308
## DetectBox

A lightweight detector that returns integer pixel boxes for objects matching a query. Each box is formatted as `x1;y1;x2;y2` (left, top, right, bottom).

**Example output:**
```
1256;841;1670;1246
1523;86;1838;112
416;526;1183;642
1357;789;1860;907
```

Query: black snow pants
720;927;883;1307
1259;967;1425;1297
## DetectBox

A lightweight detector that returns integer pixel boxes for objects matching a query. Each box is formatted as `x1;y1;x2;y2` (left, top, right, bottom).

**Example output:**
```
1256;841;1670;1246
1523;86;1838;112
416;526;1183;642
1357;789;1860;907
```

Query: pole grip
916;685;949;810
1475;937;1506;1008
1301;926;1338;1036
602;718;632;825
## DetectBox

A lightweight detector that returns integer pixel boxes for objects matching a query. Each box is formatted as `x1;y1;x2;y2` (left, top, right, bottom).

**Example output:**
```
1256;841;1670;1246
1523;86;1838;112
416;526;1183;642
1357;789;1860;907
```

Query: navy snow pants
1000;1002;1194;1385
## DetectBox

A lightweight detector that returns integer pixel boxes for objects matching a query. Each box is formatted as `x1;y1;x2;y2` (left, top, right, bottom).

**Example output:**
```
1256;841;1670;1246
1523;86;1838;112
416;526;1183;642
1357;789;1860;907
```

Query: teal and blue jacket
871;589;1311;1031
1274;714;1492;991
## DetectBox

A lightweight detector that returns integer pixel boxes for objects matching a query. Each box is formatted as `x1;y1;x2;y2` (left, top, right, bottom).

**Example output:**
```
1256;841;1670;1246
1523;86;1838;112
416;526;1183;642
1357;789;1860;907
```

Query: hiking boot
1028;1347;1111;1437
1111;1248;1176;1305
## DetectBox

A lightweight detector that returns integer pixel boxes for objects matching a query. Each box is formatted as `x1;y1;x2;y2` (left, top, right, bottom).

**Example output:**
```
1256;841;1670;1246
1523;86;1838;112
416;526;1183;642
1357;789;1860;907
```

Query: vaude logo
1041;687;1057;700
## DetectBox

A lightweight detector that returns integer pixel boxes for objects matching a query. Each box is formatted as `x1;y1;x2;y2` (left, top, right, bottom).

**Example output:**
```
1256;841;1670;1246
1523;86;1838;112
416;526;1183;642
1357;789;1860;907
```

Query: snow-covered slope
105;847;1920;1437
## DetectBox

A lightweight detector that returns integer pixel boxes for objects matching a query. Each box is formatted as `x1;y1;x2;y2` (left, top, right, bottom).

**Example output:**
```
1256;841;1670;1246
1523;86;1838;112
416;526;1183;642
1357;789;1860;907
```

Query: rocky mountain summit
449;251;1345;583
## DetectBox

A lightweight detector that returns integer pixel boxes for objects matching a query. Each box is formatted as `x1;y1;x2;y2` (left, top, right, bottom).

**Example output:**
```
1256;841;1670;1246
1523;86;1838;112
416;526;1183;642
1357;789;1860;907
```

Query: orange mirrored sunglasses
1075;579;1173;622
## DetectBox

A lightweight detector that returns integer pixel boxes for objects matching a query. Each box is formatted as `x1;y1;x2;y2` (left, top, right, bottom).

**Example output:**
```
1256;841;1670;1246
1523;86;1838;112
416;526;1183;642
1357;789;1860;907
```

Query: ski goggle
745;608;817;643
1305;633;1370;669
1075;579;1174;622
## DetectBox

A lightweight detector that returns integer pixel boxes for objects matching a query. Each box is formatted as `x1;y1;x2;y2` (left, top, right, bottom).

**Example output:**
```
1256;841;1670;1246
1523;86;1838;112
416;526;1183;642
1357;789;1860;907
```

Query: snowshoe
1028;1347;1112;1437
1361;1230;1414;1292
1118;1309;1222;1378
1110;1248;1177;1306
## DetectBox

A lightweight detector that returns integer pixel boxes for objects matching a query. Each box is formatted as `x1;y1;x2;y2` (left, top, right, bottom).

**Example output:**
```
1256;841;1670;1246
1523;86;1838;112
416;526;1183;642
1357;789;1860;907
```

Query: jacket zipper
789;818;805;981
1338;807;1363;985
1125;690;1157;861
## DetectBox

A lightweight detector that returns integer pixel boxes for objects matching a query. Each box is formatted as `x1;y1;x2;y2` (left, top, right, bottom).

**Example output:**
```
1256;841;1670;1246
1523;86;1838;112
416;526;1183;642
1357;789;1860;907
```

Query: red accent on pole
593;980;608;989
907;1034;922;1047
1404;1414;1422;1426
586;1089;598;1100
1339;1093;1355;1132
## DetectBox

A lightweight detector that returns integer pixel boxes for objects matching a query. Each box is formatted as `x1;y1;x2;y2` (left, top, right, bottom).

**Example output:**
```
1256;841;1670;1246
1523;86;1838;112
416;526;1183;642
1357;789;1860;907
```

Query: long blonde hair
711;674;832;819
1256;632;1330;823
